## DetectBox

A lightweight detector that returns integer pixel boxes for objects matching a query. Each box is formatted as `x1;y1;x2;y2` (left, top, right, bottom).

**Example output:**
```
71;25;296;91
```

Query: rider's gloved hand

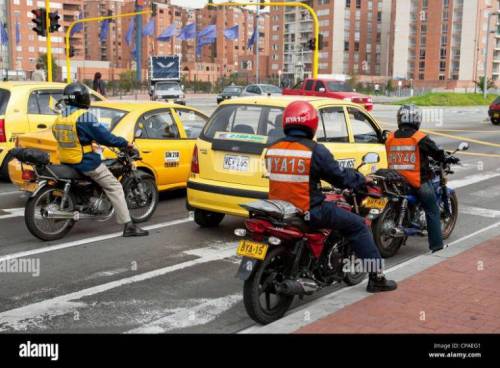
445;156;460;165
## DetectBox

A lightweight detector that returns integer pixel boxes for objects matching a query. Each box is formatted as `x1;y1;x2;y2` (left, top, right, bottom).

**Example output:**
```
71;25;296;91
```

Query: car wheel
492;118;500;126
193;209;225;228
0;153;13;180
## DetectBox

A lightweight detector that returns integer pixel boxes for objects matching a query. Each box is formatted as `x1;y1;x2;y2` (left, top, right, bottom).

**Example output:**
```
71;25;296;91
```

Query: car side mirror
382;129;391;141
318;87;326;93
458;142;469;151
357;152;380;171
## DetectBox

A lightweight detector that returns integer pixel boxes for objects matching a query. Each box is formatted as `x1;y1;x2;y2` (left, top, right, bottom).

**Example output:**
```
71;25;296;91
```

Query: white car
241;84;282;97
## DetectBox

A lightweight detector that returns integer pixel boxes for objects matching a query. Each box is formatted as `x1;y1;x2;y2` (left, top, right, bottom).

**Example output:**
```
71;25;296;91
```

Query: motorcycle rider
385;104;459;253
265;101;397;293
52;82;149;237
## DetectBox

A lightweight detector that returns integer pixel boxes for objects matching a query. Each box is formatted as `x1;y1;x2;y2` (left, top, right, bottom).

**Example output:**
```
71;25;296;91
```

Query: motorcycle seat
40;165;84;180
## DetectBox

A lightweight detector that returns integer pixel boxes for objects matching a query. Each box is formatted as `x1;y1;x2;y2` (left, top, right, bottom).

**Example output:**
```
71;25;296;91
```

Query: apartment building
3;0;85;77
390;0;500;89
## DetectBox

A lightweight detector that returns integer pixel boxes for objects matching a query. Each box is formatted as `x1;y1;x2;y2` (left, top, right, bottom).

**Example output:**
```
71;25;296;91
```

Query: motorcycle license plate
237;240;268;260
363;197;388;210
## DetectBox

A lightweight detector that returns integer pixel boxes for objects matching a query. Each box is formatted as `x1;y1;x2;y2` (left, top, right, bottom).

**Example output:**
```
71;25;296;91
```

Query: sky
170;0;262;9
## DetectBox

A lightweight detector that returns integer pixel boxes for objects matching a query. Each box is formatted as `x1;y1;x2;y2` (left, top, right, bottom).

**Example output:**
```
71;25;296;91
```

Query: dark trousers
309;202;382;262
415;181;444;251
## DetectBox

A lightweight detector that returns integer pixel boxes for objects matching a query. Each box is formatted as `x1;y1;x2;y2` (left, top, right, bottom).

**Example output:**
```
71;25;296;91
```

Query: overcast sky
170;0;262;9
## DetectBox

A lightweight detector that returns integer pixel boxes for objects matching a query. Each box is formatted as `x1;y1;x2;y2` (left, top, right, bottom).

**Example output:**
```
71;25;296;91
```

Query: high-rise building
390;0;500;89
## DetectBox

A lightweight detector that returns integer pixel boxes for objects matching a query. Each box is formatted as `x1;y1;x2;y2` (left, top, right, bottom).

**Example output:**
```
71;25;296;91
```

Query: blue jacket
282;129;366;209
63;106;128;172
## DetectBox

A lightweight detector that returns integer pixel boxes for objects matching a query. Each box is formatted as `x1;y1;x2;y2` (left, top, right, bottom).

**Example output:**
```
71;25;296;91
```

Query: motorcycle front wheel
123;174;159;223
243;246;295;325
25;186;75;241
441;191;458;239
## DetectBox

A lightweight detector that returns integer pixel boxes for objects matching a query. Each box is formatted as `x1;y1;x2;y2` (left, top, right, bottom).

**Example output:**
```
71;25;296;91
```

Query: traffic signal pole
45;0;53;82
65;10;151;83
209;1;320;79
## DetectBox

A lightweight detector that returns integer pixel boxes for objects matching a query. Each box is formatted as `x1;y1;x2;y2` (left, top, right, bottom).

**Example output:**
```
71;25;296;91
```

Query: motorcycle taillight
245;218;272;234
267;226;304;241
22;169;36;182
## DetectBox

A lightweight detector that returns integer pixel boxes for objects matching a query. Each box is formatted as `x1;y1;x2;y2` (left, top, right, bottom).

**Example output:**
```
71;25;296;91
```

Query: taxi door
344;106;387;174
316;106;360;171
26;89;64;132
134;108;188;189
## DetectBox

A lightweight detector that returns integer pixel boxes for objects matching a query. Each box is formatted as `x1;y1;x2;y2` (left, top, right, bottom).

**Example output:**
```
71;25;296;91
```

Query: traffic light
31;8;47;37
49;12;61;33
69;45;76;58
151;3;157;17
308;34;324;50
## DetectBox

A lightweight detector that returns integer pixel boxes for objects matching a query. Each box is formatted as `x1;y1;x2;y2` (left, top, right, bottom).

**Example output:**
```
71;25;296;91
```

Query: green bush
396;92;497;106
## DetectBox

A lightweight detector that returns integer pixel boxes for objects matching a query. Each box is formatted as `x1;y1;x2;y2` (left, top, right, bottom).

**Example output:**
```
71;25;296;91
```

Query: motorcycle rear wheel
243;246;294;325
372;204;405;258
25;186;75;241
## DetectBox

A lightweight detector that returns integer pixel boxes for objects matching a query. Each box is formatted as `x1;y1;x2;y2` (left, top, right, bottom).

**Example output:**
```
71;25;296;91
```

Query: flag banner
0;23;8;46
99;19;110;42
177;23;196;40
196;25;216;56
157;24;176;41
142;18;155;37
224;25;239;41
247;28;257;49
70;14;84;37
15;21;20;45
125;17;135;46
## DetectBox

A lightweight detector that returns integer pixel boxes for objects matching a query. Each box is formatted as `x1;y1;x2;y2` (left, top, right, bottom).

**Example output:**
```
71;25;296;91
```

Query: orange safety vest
266;139;314;212
385;130;427;188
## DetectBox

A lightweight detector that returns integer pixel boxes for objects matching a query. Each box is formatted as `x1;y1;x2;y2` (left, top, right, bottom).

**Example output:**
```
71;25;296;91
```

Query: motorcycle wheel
343;254;367;285
372;204;405;258
123;174;159;223
441;191;458;240
243;246;295;325
25;186;75;241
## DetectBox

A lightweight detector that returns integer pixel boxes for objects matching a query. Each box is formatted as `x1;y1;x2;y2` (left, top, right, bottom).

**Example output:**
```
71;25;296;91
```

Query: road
0;99;499;333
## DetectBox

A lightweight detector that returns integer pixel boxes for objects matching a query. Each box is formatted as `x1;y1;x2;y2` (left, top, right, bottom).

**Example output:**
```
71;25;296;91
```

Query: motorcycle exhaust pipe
277;278;319;296
43;209;105;221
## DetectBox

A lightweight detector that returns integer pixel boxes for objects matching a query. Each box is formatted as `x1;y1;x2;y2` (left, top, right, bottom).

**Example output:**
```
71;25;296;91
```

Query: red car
488;96;500;125
283;78;374;111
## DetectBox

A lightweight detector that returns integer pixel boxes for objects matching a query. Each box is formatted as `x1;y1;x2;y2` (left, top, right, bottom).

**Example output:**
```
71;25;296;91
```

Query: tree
37;53;61;82
386;79;394;93
474;76;495;93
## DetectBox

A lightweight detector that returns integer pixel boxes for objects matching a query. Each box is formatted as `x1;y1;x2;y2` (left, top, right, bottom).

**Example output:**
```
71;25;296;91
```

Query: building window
344;41;349;51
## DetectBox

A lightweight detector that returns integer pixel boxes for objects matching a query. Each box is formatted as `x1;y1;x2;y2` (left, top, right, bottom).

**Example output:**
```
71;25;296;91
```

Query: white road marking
448;172;500;189
460;206;500;218
0;208;24;220
0;243;237;332
126;294;242;333
0;191;23;197
0;217;193;263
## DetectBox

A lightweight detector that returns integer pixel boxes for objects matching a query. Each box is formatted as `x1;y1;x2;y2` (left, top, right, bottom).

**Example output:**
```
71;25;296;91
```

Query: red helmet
282;101;319;138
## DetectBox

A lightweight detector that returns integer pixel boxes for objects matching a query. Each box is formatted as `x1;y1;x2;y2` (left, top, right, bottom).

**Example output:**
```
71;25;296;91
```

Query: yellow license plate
363;197;388;210
237;240;269;260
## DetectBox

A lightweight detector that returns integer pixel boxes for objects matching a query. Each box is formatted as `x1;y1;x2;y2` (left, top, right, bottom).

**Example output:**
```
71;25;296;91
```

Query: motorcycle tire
25;186;75;241
123;174;159;224
243;246;294;325
372;204;405;258
442;191;458;240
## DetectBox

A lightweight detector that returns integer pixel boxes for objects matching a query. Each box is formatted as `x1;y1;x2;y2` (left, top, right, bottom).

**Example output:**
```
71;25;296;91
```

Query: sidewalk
297;236;500;334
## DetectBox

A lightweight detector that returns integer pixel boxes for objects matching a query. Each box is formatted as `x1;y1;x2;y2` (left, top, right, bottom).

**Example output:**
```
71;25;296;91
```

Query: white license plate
223;155;249;172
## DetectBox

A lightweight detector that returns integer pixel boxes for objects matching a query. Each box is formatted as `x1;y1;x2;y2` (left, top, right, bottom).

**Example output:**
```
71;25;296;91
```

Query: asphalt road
0;100;499;333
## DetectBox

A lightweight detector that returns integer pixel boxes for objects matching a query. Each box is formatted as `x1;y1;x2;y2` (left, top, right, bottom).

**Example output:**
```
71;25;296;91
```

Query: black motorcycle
12;147;158;241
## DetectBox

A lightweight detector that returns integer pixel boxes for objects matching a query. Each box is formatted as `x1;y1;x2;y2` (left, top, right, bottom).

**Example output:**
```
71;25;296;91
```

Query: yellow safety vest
52;109;94;165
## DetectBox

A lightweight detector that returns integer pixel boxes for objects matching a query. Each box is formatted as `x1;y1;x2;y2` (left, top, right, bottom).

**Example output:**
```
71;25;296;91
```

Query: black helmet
63;82;91;109
397;104;422;130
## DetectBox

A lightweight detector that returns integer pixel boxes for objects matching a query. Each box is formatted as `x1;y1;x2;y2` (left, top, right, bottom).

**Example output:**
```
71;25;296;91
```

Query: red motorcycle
234;153;383;324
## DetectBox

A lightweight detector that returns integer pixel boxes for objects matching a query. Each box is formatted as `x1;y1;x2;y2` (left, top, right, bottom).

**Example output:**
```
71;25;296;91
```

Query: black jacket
275;130;366;209
392;127;446;182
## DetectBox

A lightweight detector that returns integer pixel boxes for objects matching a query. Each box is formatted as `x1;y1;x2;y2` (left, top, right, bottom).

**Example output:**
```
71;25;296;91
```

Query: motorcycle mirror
362;152;380;165
458;142;469;151
135;129;143;138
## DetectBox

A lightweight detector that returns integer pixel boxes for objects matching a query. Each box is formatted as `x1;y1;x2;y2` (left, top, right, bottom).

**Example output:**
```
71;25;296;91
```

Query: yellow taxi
9;101;209;192
0;81;105;178
187;96;389;227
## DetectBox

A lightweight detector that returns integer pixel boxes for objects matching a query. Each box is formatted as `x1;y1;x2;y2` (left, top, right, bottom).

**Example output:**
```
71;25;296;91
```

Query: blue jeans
309;202;382;262
416;181;444;251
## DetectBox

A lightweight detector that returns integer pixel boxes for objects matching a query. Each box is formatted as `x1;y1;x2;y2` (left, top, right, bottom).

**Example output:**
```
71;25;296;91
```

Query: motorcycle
370;142;469;258
12;146;159;241
234;153;383;325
